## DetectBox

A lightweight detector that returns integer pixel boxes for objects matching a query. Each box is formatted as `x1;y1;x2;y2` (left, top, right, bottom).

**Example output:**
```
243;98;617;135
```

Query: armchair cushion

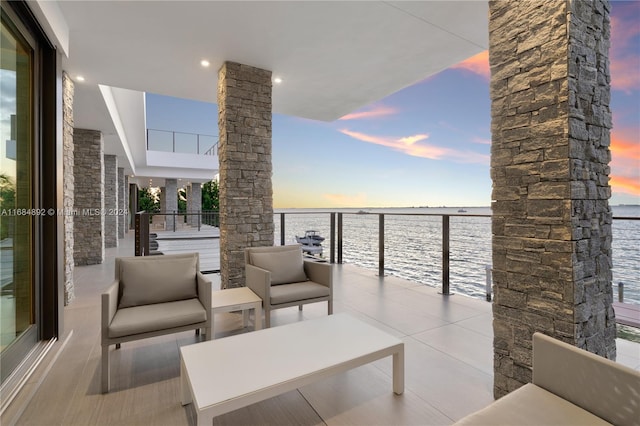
250;247;307;285
118;255;198;308
270;281;330;305
108;298;206;338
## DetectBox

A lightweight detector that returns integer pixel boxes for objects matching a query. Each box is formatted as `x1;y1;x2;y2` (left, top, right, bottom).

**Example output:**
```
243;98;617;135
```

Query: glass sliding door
0;6;36;384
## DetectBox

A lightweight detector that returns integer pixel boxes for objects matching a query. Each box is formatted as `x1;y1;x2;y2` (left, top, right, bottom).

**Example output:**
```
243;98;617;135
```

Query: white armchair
245;245;332;328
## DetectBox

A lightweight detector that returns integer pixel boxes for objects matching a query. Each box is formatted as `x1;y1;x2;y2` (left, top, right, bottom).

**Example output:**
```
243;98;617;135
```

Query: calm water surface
274;206;640;304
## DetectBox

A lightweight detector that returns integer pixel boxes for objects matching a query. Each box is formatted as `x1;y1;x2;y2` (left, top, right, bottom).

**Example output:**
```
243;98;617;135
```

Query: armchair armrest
245;264;271;301
101;280;119;343
303;261;332;289
197;272;212;312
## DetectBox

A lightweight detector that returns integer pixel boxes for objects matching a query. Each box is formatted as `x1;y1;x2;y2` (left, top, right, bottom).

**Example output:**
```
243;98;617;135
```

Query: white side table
211;287;262;339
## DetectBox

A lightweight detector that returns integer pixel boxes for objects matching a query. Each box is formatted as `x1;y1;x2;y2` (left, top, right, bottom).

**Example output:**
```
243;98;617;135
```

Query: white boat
295;230;325;246
458;208;467;213
295;230;324;256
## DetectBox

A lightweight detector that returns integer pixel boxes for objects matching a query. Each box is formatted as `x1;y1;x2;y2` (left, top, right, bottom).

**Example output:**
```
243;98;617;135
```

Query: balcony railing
146;128;218;155
133;210;639;303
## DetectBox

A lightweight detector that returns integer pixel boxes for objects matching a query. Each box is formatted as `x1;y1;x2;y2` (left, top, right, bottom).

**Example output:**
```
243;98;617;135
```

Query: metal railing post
198;210;201;231
330;213;336;263
378;214;385;276
618;282;624;303
173;210;176;232
172;131;176;153
485;265;492;301
280;213;285;246
441;215;451;295
337;213;343;264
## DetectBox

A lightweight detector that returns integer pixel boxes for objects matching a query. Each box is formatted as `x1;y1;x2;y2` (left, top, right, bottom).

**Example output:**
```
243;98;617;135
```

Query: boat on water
295;230;325;245
458;208;467;213
295;230;324;256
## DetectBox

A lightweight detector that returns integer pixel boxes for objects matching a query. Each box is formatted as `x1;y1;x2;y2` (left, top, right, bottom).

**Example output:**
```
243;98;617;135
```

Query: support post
441;215;450;295
378;214;385;277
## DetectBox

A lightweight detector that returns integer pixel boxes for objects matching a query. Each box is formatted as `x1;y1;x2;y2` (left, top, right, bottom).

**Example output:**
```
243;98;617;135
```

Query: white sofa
101;253;212;393
455;332;640;426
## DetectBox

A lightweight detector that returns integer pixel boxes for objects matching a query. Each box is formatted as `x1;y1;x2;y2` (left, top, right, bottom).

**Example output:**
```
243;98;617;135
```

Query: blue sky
146;1;639;208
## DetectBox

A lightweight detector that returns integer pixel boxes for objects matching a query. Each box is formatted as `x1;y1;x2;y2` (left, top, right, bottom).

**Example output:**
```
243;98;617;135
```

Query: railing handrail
146;128;218;155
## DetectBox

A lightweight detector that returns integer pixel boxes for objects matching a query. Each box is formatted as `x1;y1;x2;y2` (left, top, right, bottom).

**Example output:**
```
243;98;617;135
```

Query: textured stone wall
104;155;118;248
62;72;75;304
73;129;104;265
218;62;273;288
118;167;126;238
188;182;202;227
165;179;177;230
489;0;613;398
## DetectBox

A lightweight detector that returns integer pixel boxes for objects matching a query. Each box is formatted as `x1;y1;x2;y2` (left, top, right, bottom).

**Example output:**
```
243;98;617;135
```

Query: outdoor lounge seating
245;244;332;328
101;252;212;393
454;332;640;426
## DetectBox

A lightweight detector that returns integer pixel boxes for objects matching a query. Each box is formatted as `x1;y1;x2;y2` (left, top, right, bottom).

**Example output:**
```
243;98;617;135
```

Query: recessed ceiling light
76;75;85;82
200;60;210;67
273;77;282;84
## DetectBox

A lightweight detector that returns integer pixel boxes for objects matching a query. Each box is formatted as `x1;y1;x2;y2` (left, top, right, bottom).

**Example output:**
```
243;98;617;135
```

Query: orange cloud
610;175;640;195
451;50;490;80
339;129;489;164
611;13;640;92
610;127;640;195
339;105;398;121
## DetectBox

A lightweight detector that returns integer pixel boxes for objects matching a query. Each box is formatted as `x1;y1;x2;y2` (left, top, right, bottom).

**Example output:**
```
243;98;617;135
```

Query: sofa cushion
454;383;610;426
108;298;206;338
270;281;330;305
250;247;307;285
118;255;198;308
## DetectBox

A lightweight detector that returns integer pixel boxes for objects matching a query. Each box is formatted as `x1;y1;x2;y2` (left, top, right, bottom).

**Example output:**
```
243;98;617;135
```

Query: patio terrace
4;233;639;426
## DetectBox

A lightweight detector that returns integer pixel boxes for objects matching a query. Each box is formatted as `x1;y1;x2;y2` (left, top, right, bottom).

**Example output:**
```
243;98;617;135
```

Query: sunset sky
147;1;639;208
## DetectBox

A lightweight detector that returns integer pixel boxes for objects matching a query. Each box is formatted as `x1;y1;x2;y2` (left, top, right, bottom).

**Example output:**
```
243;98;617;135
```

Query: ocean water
274;206;640;304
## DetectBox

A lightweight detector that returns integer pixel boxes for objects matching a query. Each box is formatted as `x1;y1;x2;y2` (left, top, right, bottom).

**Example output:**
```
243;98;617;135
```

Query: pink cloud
451;50;490;80
611;11;640;92
339;129;489;164
339;105;398;121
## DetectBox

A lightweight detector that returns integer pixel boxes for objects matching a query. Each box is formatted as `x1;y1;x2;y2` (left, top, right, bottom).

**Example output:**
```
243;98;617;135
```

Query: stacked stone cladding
104;155;118;248
165;179;177;230
489;0;613;398
62;72;74;304
188;183;202;227
73;129;104;265
218;62;273;289
118;168;126;238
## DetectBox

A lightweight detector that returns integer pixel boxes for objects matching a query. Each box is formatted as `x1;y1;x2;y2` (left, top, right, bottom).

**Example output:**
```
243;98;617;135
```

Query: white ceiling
33;1;488;182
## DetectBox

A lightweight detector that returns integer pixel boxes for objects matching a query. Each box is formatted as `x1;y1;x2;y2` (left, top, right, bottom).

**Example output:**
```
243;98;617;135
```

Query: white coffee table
180;313;404;426
211;287;262;339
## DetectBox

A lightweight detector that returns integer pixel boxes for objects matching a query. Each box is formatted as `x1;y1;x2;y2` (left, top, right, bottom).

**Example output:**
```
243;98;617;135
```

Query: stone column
104;155;118;248
118;167;126;237
73;129;104;265
62;72;75;304
188;182;202;227
165;178;178;231
218;62;274;288
185;184;191;223
129;183;137;229
489;0;614;398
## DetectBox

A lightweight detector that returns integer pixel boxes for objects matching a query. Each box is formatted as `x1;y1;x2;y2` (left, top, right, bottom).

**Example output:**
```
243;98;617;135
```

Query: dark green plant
138;187;159;213
202;180;219;211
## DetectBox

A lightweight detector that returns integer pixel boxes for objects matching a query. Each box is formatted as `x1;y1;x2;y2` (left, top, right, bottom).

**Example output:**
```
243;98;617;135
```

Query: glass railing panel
147;129;173;152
